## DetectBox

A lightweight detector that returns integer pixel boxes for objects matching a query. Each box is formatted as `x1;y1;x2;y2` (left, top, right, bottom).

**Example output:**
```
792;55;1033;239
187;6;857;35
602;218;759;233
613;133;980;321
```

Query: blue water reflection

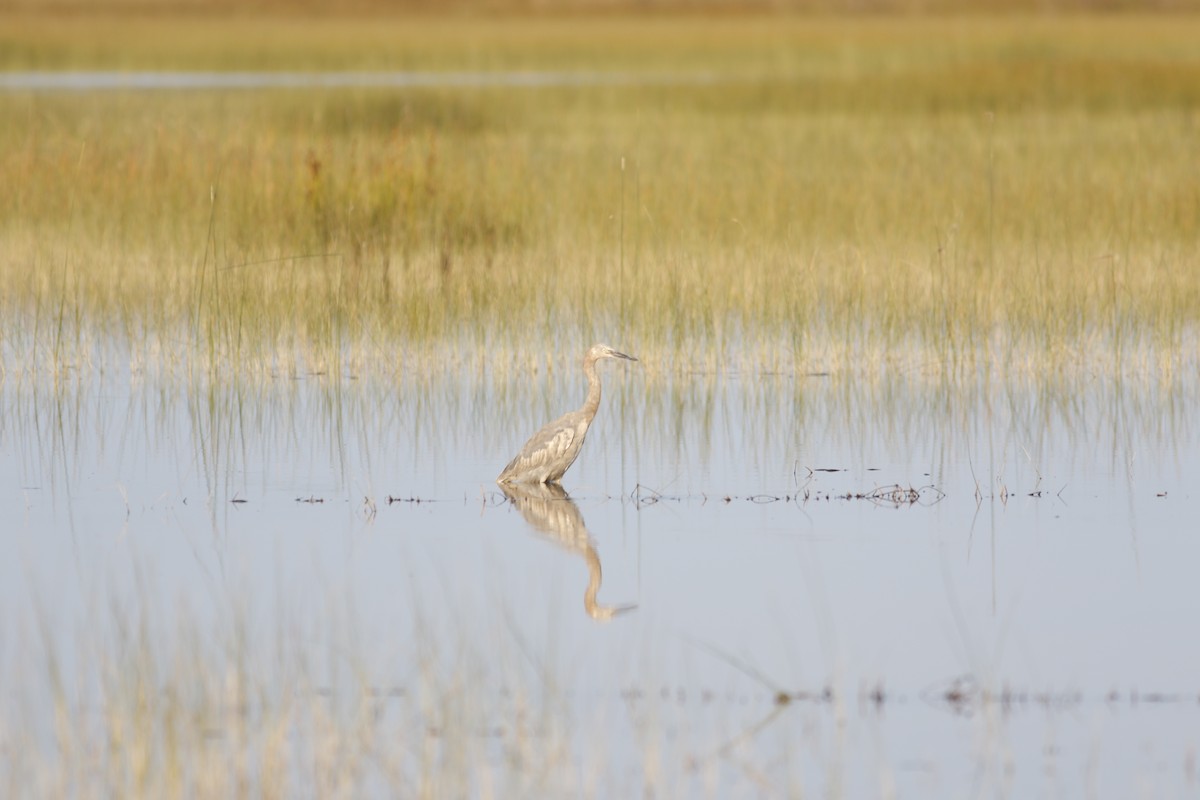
2;350;1198;796
0;70;718;92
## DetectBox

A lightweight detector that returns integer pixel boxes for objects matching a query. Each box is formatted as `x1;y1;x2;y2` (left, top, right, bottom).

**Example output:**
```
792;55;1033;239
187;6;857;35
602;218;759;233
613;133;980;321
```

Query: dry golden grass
10;583;631;799
1;13;1198;380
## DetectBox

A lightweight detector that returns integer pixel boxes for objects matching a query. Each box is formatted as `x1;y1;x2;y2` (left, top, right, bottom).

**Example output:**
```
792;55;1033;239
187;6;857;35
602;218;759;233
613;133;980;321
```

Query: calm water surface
0;70;722;92
2;344;1198;797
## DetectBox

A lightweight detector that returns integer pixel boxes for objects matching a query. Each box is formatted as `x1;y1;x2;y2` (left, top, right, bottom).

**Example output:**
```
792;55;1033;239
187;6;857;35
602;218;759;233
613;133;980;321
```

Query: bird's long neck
581;355;602;419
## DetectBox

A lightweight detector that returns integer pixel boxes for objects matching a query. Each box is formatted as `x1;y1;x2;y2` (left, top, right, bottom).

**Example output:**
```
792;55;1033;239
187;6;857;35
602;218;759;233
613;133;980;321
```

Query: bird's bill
609;349;638;362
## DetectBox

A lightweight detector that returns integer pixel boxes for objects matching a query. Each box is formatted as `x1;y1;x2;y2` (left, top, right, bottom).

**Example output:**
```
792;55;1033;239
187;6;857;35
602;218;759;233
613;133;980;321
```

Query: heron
497;343;638;485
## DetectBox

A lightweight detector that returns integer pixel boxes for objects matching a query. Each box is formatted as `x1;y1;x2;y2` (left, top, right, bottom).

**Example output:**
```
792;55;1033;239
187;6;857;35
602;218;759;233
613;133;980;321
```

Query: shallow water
3;349;1199;796
0;69;720;92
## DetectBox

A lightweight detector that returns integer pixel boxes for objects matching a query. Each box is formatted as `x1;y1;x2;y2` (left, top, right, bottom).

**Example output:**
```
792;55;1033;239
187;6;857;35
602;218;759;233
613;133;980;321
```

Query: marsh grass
2;14;1199;383
9;563;742;799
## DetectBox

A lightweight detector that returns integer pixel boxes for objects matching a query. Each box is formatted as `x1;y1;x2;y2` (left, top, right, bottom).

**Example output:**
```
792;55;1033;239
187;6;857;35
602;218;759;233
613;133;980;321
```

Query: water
0;70;721;92
3;345;1198;797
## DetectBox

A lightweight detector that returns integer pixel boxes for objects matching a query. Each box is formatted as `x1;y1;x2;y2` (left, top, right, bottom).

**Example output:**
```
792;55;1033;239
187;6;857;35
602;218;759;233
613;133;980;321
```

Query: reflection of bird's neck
581;356;602;419
583;545;635;622
583;546;610;621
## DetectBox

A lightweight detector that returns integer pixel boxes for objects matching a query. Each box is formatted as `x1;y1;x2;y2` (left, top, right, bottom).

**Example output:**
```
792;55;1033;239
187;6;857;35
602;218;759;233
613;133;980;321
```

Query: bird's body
497;343;638;485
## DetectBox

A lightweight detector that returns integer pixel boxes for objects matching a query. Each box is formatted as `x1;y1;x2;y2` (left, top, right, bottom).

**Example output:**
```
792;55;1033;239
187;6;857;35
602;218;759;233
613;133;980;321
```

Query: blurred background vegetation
1;2;1197;377
0;0;1191;12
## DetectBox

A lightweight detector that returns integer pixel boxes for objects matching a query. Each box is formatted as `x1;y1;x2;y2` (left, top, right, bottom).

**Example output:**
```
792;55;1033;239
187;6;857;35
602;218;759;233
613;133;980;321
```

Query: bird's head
589;343;639;363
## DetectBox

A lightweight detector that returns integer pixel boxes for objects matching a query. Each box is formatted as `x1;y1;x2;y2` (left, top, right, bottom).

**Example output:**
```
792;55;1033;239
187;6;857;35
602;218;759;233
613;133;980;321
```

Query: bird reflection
499;482;637;622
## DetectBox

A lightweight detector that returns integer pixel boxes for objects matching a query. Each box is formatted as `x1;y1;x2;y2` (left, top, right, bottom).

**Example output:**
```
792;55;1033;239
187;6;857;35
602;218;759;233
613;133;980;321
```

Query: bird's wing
500;417;578;481
520;424;577;470
539;425;577;462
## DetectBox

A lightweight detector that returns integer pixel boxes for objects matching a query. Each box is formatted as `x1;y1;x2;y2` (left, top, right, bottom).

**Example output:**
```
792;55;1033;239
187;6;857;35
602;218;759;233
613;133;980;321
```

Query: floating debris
386;495;430;505
631;482;944;509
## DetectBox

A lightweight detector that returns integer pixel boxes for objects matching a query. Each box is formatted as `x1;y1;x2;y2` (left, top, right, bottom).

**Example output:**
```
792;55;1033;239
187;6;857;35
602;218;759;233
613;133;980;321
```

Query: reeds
2;13;1198;381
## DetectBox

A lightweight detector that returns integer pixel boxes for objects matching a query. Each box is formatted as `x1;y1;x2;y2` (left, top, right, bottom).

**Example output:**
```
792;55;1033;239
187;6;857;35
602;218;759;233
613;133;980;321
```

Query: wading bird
497;343;638;485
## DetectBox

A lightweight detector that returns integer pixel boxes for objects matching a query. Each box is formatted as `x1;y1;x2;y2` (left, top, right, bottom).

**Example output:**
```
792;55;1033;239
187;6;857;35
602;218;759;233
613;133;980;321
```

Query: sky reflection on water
2;355;1198;796
0;70;719;92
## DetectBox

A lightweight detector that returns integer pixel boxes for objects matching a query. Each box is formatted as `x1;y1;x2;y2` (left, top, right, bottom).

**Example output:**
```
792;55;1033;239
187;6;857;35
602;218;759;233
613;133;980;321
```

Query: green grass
2;13;1199;381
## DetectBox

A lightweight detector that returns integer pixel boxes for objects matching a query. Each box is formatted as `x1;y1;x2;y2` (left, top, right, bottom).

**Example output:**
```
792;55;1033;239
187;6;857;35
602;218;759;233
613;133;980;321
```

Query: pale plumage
497;343;638;485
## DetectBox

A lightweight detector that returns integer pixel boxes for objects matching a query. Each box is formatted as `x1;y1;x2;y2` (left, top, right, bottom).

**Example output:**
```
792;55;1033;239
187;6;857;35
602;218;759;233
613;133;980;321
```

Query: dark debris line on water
275;484;949;510
301;676;1200;715
631;483;946;509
